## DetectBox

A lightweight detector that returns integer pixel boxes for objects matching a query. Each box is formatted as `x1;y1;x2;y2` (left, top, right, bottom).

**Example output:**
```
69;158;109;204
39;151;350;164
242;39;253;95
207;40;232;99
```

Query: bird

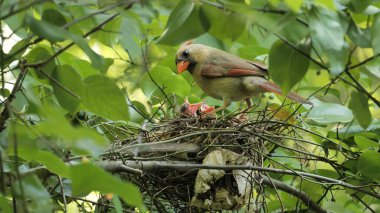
180;98;215;117
175;41;312;114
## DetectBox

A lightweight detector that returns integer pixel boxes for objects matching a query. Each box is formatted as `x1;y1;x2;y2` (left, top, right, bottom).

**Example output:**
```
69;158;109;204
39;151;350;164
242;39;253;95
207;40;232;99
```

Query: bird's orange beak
177;61;190;74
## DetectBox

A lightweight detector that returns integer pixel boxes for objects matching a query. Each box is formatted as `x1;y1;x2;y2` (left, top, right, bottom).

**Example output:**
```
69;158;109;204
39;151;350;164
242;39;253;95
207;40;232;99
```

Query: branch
0;0;48;20
344;69;380;107
25;13;119;68
98;160;380;200
25;0;139;68
37;67;80;99
3;0;139;65
111;129;239;153
0;61;27;132
262;177;327;213
349;53;380;70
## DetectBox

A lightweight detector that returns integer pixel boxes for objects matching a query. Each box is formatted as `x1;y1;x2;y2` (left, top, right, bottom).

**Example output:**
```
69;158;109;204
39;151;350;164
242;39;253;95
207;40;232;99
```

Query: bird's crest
179;40;193;49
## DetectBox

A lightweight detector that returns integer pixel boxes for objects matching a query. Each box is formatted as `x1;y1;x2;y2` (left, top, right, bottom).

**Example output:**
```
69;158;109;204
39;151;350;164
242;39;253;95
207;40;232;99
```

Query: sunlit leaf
58;52;102;78
354;136;379;151
267;103;296;123
284;0;303;12
350;0;376;12
96;16;121;47
0;195;12;213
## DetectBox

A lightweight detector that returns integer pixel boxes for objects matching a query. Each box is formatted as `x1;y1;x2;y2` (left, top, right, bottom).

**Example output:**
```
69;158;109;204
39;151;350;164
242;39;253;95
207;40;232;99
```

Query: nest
101;108;310;212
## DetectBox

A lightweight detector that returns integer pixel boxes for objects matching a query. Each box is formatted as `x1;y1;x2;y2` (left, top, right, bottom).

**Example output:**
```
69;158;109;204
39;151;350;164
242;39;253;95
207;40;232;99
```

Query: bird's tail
259;81;312;105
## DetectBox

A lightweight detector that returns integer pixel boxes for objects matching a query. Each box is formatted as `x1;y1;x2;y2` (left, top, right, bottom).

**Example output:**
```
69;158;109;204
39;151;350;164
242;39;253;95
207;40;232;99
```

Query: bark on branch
98;160;380;200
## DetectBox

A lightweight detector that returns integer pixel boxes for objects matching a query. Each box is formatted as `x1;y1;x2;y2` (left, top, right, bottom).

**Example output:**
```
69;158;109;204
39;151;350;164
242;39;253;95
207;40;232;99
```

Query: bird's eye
182;49;190;58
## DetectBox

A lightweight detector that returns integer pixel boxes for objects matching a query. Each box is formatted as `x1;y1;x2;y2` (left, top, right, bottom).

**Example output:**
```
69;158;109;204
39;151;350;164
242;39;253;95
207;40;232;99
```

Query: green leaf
41;8;67;26
307;99;354;124
52;65;83;113
358;150;380;182
25;15;106;70
349;91;372;129
314;0;336;10
18;149;71;178
25;46;56;78
129;100;148;123
21;105;108;157
1;38;30;68
350;0;376;12
96;16;121;47
0;88;10;97
82;75;129;121
158;0;210;44
354;136;379;151
347;18;371;48
308;6;349;75
25;15;66;42
13;175;53;212
119;13;142;62
112;195;123;213
71;163;145;210
284;0;303;12
58;52;101;78
201;4;246;41
0;195;12;213
140;65;191;98
69;34;107;71
371;14;380;54
238;45;268;59
365;57;380;79
269;39;311;94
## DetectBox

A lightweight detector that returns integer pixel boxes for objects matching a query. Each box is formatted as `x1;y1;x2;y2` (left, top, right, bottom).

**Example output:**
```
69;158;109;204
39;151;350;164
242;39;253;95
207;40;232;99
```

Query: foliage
0;0;379;212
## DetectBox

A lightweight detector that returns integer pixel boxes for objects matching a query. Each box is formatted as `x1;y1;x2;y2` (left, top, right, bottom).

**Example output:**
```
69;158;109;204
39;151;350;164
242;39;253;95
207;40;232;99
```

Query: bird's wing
200;52;268;78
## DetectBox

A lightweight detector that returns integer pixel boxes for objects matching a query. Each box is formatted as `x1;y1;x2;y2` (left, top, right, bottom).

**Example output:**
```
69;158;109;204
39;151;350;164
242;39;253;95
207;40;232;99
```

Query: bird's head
175;41;208;74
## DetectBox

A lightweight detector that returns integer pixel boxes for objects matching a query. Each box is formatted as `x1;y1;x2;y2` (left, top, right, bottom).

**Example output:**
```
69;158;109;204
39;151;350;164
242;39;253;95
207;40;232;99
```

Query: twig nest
103;112;281;211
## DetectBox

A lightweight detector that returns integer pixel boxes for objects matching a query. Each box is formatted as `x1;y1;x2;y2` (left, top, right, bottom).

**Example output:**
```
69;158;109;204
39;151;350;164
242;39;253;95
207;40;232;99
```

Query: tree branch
261;177;326;213
344;69;380;107
0;61;27;132
0;0;48;20
98;160;380;200
349;53;380;70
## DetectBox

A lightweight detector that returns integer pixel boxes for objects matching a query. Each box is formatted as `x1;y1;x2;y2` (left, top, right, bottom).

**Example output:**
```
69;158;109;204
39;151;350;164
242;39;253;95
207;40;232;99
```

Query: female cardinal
175;41;312;114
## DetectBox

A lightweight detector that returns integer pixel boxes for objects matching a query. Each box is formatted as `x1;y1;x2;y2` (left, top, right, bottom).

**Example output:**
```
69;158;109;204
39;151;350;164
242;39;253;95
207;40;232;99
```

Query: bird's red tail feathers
259;81;312;105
